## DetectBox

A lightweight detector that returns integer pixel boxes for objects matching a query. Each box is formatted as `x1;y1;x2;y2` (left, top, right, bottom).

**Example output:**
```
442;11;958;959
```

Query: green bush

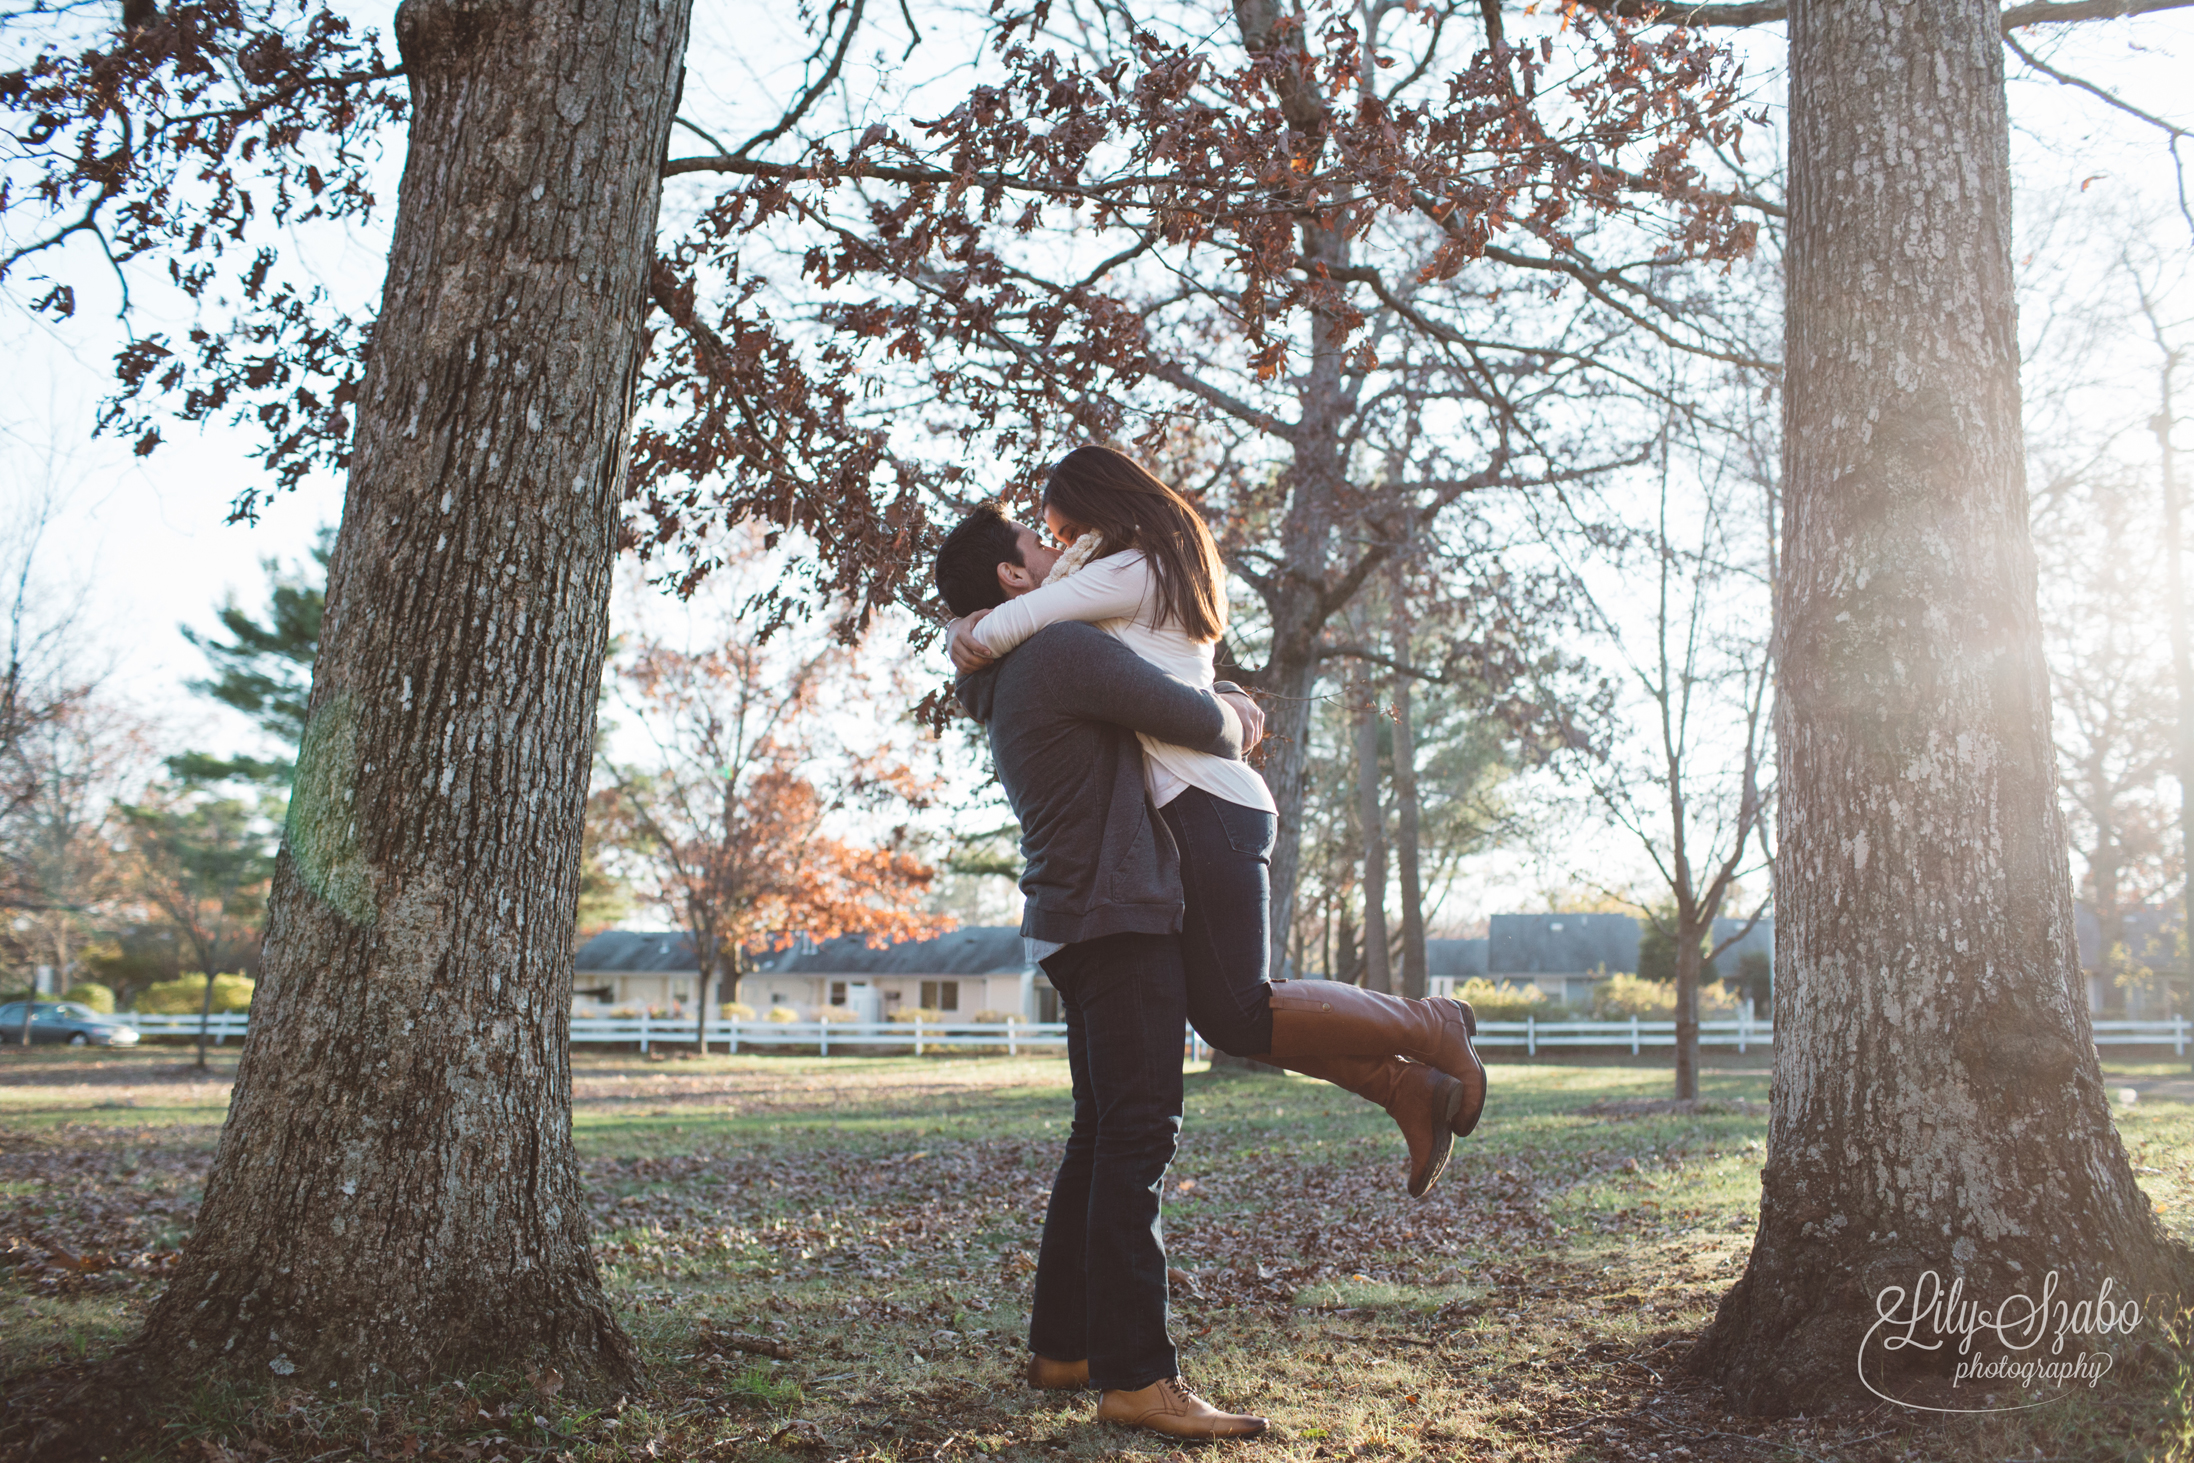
764;1005;803;1024
719;1002;757;1020
969;1009;1024;1024
62;982;114;1013
889;1007;947;1024
138;973;255;1015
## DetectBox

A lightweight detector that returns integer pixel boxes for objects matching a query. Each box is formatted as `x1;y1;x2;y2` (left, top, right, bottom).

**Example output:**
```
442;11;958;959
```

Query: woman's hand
948;609;997;675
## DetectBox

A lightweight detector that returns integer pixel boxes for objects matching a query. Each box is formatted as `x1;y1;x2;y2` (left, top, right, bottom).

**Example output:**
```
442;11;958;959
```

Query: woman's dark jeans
1160;786;1278;1058
1028;930;1186;1391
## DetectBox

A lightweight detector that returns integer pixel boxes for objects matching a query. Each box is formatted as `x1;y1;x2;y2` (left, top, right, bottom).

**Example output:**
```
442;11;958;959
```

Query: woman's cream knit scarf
1043;530;1105;586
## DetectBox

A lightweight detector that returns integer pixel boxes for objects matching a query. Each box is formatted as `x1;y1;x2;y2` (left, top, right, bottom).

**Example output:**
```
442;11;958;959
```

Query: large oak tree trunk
1694;0;2183;1412
116;0;692;1388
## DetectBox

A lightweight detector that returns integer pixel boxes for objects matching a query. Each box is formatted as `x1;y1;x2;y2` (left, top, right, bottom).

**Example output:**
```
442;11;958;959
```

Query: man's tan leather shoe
1096;1376;1268;1439
1026;1354;1089;1389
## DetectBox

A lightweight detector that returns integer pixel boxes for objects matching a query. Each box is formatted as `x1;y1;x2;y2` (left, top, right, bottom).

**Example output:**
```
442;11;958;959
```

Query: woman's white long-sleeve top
974;549;1277;813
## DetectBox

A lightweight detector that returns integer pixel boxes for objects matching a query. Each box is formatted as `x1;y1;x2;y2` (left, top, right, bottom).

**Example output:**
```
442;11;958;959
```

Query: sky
2;2;2191;932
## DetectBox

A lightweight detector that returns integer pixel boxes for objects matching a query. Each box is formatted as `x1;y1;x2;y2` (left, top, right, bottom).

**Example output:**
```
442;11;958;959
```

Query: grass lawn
2;1044;2192;1461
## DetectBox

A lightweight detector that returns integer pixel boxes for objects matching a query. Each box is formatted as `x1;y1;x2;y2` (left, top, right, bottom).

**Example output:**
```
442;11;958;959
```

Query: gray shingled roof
1712;915;1774;965
1488;913;1641;974
753;926;1031;977
574;930;699;973
1426;938;1488;977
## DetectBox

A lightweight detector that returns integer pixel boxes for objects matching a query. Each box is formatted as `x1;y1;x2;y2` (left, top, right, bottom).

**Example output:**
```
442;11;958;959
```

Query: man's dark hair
934;501;1025;617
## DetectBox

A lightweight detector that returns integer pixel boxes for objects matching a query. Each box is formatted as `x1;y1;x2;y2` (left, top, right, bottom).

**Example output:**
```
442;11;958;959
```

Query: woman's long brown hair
1042;445;1227;642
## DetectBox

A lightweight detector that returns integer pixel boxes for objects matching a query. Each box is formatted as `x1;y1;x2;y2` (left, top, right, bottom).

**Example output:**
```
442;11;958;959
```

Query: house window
830;982;847;1006
919;980;959;1012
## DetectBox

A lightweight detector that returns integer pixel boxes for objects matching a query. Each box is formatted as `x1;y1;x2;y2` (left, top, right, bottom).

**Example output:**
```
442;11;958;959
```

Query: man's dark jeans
1029;930;1185;1391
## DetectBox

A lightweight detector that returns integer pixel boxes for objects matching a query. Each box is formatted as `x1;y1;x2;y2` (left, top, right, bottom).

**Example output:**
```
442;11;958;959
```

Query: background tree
1572;407;1775;1099
117;787;276;1067
1693;0;2189;1410
643;0;1767;983
2016;205;2192;1016
0;496;100;921
168;530;329;788
0;701;143;1037
1285;599;1527;983
2037;455;2180;1012
599;617;945;1049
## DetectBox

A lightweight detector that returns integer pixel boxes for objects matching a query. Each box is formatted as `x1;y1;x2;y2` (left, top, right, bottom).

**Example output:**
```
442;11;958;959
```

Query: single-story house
747;926;1047;1021
572;930;704;1012
571;926;1050;1020
1486;913;1642;1005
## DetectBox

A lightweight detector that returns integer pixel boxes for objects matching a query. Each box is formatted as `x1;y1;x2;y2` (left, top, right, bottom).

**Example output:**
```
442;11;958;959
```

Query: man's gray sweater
955;622;1245;946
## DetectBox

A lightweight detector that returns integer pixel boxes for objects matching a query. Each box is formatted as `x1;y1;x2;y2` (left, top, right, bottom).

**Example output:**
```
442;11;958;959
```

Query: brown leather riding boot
1267;981;1488;1137
1274;1051;1463;1196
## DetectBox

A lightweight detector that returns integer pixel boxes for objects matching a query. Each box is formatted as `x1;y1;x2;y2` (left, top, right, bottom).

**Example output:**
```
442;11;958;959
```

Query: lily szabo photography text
2;0;2194;1458
1860;1271;2146;1411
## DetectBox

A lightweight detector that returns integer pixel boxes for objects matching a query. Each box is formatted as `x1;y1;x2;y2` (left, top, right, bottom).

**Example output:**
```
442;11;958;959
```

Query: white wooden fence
108;1011;2192;1057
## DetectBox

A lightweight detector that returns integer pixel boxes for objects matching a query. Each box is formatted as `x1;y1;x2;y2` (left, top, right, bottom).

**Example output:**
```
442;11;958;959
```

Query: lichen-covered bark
117;0;692;1387
1694;0;2185;1412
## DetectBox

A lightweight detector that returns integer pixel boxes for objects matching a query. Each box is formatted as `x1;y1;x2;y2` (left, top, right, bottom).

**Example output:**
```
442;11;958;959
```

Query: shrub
138;973;255;1015
765;1005;803;1024
1451;978;1555;1022
62;982;114;1014
890;1007;946;1024
814;1006;860;1024
969;1009;1023;1024
1588;972;1742;1020
720;1002;757;1020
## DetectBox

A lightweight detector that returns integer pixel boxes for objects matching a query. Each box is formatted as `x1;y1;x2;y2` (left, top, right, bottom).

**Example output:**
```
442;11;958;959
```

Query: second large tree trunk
1694;0;2184;1412
116;0;692;1388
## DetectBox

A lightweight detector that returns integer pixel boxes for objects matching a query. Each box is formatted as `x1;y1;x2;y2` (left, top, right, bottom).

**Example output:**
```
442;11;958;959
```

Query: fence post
821;1021;830;1058
1737;1007;1748;1055
1527;1013;1536;1057
728;1019;739;1055
2179;1014;2187;1058
1630;1014;1639;1056
1009;1021;1018;1058
914;1019;925;1057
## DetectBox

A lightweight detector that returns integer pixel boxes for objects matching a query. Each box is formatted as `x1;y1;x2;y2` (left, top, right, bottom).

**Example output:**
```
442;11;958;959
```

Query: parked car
0;1001;141;1046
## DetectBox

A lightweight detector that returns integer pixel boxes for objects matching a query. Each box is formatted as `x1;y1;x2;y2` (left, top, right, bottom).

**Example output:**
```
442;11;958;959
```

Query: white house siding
572;926;1049;1020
